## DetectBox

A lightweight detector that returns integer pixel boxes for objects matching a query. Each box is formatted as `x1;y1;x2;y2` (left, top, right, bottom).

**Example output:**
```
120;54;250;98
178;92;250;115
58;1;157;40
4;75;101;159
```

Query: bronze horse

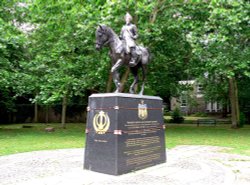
95;25;150;95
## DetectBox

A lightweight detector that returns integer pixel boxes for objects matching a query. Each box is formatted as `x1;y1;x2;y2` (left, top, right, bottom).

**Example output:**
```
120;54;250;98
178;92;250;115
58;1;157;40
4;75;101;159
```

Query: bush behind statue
170;108;184;123
239;112;246;128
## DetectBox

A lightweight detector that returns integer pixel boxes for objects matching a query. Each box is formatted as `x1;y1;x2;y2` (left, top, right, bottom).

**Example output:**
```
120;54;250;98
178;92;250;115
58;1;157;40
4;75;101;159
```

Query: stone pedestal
84;93;166;175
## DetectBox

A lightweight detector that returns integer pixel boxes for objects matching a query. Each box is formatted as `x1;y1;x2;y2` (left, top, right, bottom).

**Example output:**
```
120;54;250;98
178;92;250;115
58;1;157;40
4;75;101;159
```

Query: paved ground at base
0;145;250;185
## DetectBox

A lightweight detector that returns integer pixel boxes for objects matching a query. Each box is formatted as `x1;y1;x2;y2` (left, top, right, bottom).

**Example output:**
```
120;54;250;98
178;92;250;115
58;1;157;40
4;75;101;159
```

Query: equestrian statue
95;13;150;95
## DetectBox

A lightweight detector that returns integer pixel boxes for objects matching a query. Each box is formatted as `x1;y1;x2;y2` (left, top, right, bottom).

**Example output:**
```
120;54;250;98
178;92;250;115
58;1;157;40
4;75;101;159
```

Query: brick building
171;80;223;115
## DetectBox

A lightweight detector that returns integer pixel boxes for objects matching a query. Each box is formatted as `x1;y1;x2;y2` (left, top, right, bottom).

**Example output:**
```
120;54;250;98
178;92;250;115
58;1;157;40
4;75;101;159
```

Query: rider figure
120;12;138;67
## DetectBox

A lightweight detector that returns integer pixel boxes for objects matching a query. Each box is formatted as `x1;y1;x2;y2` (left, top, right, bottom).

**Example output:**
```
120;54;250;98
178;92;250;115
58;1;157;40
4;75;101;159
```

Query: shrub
191;112;208;117
164;111;171;116
170;107;184;123
239;112;246;128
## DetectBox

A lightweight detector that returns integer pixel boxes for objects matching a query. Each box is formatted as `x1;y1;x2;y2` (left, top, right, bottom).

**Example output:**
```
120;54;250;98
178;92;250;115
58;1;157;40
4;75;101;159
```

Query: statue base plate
84;93;166;175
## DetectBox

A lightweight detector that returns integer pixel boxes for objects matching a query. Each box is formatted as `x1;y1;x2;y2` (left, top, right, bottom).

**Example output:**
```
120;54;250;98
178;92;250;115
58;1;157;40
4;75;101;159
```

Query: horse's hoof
139;92;143;96
129;90;135;94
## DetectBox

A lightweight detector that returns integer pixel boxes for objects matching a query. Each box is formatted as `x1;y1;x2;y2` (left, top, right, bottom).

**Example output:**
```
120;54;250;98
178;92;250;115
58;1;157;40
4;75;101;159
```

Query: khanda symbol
93;111;110;134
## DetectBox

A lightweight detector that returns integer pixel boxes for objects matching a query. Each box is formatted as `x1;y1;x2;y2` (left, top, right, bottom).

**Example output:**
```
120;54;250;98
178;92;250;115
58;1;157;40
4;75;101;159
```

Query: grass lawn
0;123;249;156
164;115;231;124
0;123;85;156
166;124;250;156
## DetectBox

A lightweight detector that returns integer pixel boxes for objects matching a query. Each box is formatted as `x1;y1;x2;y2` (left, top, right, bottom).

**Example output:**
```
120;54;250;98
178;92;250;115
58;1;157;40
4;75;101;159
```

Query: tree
22;0;112;127
0;1;27;122
173;0;250;128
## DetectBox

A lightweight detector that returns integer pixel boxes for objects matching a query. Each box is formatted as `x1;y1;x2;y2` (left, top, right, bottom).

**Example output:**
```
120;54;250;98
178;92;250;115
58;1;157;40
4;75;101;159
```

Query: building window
206;101;221;112
206;102;211;112
197;84;203;94
211;102;215;111
180;96;187;107
217;102;221;112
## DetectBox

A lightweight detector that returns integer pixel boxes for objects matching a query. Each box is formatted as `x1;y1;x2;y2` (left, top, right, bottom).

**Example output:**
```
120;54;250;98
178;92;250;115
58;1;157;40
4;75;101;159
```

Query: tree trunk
61;95;67;129
229;77;240;128
234;78;240;123
106;72;113;93
34;92;39;123
34;102;38;123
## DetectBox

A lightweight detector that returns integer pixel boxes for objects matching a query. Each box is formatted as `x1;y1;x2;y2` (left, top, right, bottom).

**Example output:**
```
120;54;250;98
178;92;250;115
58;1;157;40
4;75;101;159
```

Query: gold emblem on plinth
138;100;148;120
93;111;110;134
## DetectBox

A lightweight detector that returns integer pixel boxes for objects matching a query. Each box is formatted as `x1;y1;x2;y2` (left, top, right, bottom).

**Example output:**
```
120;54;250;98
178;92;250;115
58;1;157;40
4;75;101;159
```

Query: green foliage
239;112;246;128
0;89;16;112
170;107;184;123
171;1;249;126
0;0;27;112
25;0;102;104
176;0;250;99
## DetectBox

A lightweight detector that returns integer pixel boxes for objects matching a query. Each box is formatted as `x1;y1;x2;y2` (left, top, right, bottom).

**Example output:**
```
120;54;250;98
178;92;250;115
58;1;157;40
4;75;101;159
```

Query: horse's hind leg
112;71;121;93
129;66;139;94
139;64;147;95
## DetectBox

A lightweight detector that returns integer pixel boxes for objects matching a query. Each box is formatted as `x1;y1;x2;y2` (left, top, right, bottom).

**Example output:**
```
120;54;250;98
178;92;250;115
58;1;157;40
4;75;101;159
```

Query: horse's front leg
129;66;139;94
111;59;123;93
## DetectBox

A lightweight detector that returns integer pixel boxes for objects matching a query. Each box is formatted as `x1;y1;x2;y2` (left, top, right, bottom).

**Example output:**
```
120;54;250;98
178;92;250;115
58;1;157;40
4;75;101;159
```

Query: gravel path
0;145;250;185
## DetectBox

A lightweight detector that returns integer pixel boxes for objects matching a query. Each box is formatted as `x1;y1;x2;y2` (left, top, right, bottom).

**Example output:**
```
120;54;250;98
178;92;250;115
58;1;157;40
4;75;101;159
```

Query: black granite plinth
84;93;166;175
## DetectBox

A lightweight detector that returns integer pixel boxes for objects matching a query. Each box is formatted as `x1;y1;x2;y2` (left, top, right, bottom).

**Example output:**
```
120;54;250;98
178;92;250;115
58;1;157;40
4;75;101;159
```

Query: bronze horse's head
95;25;109;50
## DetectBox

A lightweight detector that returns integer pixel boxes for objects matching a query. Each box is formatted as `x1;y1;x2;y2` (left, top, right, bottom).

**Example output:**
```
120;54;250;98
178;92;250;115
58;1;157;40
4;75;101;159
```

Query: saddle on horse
118;41;142;67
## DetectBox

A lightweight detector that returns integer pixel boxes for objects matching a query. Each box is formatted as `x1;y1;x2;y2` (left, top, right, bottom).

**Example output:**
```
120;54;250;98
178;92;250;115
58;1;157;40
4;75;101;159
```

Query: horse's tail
142;47;151;65
138;46;151;65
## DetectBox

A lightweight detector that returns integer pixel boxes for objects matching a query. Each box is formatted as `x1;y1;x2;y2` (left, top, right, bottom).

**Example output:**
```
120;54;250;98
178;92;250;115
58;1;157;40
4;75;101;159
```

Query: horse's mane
100;25;118;39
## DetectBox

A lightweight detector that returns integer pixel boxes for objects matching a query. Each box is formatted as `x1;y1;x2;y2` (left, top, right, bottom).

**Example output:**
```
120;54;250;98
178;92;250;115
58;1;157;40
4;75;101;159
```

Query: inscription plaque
84;93;166;175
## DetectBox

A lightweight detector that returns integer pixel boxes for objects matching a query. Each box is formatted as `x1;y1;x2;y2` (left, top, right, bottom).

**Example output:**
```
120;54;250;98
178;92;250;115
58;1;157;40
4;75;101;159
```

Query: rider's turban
124;12;133;21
